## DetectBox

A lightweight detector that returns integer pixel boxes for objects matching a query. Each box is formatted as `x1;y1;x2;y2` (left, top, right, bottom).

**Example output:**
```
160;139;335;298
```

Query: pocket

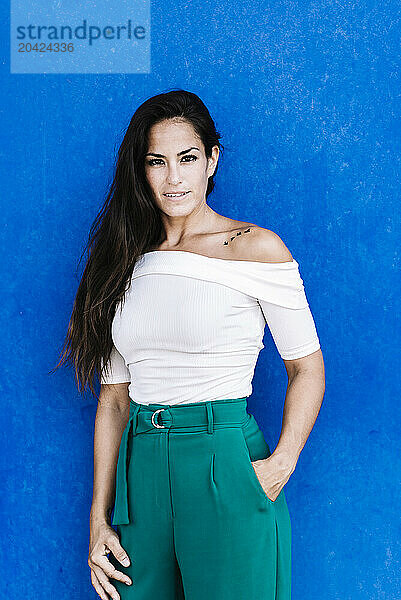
239;415;275;505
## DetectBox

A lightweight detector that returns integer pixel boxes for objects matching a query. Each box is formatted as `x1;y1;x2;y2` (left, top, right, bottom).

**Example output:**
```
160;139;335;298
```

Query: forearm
272;368;325;471
89;400;130;527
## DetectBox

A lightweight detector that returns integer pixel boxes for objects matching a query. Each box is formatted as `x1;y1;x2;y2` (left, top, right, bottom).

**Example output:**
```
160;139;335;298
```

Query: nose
166;163;182;185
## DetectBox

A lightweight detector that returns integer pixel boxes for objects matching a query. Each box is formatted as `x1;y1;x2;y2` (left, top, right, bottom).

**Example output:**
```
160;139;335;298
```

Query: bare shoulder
225;224;293;263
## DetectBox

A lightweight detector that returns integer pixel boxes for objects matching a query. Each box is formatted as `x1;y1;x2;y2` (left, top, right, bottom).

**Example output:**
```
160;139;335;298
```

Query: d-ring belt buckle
151;408;166;428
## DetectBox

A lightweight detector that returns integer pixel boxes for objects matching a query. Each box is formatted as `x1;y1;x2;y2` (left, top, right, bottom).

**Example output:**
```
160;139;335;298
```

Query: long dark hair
51;89;224;398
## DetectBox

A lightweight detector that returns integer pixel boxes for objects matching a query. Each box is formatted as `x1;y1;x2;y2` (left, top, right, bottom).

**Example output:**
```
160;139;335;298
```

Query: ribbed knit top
100;250;321;406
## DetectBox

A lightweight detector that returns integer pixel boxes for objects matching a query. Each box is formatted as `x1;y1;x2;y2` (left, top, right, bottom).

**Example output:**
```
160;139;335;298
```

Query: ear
208;161;216;177
208;146;219;176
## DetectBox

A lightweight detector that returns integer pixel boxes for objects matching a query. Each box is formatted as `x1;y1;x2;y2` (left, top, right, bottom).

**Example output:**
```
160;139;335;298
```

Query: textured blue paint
1;0;400;598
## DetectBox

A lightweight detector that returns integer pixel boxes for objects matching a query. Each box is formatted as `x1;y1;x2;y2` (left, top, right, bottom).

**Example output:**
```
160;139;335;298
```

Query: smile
163;191;190;198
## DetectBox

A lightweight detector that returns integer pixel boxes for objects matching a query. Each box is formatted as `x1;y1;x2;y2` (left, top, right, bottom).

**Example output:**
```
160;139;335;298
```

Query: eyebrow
145;147;200;158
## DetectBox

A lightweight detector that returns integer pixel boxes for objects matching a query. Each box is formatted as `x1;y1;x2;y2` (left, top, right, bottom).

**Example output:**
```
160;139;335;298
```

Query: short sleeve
258;300;321;360
100;344;131;384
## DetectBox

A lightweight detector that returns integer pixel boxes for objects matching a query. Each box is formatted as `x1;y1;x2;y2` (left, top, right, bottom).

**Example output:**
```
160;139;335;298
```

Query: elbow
283;347;325;386
98;382;131;414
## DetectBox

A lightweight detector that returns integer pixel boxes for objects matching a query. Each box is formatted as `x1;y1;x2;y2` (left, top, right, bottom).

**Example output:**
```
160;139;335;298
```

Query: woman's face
144;118;219;218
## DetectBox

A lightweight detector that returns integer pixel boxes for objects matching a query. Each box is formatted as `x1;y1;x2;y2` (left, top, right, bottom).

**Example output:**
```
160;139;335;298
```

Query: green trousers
109;397;291;599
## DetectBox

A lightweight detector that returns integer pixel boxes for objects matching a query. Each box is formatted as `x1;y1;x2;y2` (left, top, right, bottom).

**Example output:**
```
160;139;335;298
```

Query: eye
181;154;198;162
146;155;198;167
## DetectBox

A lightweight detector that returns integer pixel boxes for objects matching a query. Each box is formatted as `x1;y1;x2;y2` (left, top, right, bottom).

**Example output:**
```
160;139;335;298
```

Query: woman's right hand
88;520;133;600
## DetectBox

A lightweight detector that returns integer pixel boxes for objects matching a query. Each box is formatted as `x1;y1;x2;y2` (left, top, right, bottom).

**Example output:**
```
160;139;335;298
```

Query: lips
163;191;190;198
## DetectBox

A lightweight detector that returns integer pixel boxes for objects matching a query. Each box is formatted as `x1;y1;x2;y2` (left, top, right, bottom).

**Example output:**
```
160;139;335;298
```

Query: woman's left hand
251;452;296;502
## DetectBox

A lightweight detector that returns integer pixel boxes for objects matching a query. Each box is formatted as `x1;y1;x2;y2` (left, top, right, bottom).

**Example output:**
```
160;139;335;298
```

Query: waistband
112;396;249;526
131;396;249;434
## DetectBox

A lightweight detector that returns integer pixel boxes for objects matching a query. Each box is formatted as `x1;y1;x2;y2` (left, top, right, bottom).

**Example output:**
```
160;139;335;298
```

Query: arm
252;227;326;468
89;382;131;527
88;383;133;597
274;349;325;472
231;225;326;499
252;349;325;502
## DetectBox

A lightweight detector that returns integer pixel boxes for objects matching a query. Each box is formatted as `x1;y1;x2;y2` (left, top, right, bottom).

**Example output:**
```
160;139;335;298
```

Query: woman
57;89;325;600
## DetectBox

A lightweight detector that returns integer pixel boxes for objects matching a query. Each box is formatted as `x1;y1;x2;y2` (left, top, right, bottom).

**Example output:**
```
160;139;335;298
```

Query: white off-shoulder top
100;250;321;405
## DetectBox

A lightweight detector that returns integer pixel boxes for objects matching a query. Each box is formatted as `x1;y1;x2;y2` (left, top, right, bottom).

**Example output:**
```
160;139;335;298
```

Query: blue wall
1;1;400;598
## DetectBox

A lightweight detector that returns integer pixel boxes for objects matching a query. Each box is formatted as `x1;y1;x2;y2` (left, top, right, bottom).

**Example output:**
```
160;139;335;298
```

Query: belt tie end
112;404;140;526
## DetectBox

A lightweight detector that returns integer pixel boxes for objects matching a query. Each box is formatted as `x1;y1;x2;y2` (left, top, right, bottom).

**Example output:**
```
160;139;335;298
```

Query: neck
159;204;224;249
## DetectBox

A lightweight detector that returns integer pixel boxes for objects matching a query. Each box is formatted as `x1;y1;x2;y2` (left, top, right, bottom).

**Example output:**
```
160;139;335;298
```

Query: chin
164;205;194;216
161;198;197;211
